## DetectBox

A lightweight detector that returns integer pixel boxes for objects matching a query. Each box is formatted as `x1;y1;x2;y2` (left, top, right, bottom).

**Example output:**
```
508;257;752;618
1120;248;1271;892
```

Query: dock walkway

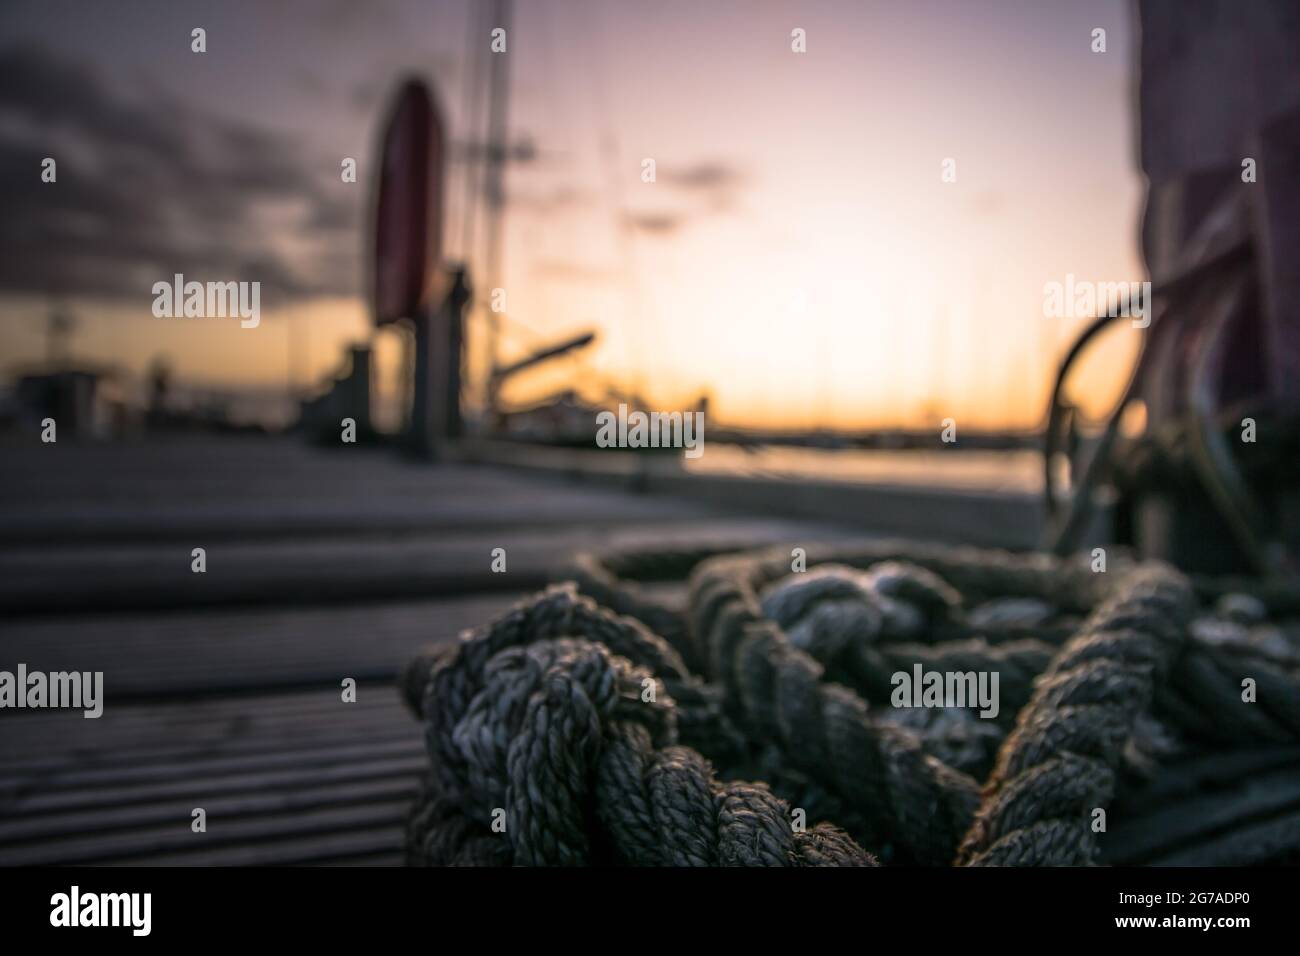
0;437;851;865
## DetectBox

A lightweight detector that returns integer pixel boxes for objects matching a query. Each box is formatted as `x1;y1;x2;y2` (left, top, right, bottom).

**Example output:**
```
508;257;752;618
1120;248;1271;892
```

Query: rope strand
406;541;1300;866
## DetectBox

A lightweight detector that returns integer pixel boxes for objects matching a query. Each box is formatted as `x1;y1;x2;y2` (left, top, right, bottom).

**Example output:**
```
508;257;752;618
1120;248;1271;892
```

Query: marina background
1;0;1143;440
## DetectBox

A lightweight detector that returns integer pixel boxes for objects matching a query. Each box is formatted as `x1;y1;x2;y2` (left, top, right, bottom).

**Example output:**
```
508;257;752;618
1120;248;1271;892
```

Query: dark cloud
658;161;744;194
618;160;746;236
0;45;361;307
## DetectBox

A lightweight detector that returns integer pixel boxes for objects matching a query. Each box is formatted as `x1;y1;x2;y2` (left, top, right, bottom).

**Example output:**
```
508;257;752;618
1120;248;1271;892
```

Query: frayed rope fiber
402;540;1300;866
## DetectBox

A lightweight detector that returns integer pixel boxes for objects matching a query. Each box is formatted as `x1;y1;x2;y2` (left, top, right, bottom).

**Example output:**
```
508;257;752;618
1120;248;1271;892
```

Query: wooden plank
0;702;407;770
0;517;836;614
0;594;515;697
0;437;875;867
5;738;423;808
0;684;408;762
0;586;686;701
0;722;414;791
113;825;406;866
0;483;728;546
0;683;423;866
0;798;413;866
0;770;419;844
0;437;461;487
0;438;747;546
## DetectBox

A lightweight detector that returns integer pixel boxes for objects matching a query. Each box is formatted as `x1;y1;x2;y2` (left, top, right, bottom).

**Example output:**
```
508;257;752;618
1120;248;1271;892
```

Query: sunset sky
0;0;1145;430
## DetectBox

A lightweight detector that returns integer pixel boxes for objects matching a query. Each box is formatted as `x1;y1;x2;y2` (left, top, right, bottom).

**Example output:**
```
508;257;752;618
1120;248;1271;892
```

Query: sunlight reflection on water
683;446;1046;495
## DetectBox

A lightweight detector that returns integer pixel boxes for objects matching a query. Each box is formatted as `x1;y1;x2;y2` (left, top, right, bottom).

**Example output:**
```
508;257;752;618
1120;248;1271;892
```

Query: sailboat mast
483;0;512;419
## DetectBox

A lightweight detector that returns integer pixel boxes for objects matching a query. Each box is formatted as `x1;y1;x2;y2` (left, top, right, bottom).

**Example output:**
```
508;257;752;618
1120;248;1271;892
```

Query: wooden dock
0;436;855;865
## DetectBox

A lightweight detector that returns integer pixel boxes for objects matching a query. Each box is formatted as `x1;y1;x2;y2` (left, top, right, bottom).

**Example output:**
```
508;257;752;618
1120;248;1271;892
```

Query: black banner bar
0;866;1284;943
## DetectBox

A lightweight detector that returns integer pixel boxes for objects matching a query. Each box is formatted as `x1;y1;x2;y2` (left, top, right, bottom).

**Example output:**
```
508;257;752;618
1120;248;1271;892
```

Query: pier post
408;269;467;458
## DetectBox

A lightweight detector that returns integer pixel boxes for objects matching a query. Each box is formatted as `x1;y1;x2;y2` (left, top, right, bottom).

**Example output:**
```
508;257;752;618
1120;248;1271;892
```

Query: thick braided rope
799;623;1300;747
698;539;1119;613
567;543;1105;862
687;566;982;865
568;540;1121;664
716;553;1300;747
574;541;1300;745
403;584;750;773
410;543;1300;866
957;566;1194;865
750;563;1300;745
568;550;697;655
404;586;874;866
574;541;1300;864
688;552;1284;866
574;539;1300;633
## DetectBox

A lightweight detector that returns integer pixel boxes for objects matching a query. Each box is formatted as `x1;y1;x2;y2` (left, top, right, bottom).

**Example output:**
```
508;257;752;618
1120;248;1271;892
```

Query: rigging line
1184;277;1272;574
446;0;480;263
1043;295;1175;556
458;0;495;416
482;0;513;393
458;0;489;270
583;0;648;403
532;0;580;302
1040;236;1251;520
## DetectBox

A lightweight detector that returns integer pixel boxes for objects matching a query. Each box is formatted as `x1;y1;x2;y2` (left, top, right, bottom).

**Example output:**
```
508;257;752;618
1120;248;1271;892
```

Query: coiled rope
405;539;1300;866
403;585;873;865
